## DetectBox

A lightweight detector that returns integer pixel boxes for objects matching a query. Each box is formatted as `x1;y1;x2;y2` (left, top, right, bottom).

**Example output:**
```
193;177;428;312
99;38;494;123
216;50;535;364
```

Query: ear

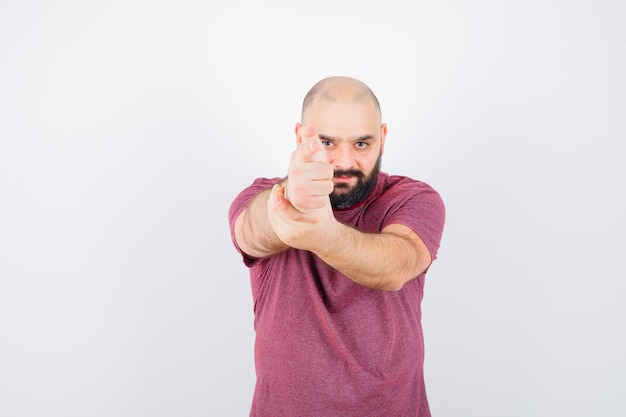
380;123;388;155
294;122;303;145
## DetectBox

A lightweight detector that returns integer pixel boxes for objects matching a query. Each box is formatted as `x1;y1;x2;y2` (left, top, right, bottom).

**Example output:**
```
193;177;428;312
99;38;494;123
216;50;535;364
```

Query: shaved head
301;76;381;123
296;76;387;208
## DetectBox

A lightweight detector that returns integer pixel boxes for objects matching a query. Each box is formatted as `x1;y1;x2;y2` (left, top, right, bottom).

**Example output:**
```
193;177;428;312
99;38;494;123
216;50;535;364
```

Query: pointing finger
299;123;327;163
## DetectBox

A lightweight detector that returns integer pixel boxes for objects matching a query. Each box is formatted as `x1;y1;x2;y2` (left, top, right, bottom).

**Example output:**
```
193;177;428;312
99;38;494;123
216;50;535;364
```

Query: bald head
301;76;381;123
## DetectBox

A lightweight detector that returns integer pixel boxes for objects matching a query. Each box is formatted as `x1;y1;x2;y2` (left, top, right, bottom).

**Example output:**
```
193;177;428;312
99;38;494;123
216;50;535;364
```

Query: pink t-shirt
229;172;445;417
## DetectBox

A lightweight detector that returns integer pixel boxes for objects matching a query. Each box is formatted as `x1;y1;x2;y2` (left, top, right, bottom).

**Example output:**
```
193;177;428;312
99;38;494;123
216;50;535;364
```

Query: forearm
314;223;428;291
235;187;289;258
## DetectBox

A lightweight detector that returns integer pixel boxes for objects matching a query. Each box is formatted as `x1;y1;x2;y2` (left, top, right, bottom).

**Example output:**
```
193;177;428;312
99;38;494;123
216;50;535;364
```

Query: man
228;76;445;416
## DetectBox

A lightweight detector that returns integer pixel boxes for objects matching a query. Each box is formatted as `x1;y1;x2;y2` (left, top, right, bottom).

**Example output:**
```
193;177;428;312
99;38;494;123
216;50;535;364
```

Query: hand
284;124;334;213
267;182;337;252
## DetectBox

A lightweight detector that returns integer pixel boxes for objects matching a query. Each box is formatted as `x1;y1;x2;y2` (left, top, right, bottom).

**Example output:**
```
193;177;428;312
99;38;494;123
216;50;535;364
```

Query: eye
321;140;333;147
355;141;368;149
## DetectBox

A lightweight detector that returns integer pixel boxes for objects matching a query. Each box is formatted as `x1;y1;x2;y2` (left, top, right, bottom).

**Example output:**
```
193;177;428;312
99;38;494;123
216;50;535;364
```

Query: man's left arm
316;222;431;291
267;184;431;291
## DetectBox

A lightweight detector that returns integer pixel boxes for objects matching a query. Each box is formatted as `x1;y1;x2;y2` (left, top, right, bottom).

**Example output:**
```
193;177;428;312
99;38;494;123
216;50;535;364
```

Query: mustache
334;169;365;179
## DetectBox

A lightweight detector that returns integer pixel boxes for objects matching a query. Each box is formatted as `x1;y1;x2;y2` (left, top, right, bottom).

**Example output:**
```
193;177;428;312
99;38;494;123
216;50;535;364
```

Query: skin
234;76;431;290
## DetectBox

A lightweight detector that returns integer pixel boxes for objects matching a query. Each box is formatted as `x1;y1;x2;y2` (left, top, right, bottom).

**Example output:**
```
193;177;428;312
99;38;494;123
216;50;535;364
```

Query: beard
330;156;381;209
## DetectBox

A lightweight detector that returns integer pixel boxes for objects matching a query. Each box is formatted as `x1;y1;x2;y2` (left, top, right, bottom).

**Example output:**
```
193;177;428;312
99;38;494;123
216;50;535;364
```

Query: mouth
334;175;354;183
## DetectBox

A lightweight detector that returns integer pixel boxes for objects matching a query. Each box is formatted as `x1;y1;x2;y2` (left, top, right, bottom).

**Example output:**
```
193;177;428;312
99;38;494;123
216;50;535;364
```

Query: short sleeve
228;177;282;266
382;180;446;263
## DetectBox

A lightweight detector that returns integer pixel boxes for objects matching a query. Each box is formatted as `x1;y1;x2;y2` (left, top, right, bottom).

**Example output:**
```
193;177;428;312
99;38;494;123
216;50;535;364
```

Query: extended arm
233;124;334;259
317;222;431;291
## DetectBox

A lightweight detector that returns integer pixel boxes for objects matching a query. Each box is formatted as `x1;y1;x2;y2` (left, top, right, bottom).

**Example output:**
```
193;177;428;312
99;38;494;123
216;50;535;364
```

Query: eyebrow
318;134;375;142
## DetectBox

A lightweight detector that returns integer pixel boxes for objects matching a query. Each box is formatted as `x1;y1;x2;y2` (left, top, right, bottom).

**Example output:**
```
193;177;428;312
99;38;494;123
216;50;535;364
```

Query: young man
229;76;445;416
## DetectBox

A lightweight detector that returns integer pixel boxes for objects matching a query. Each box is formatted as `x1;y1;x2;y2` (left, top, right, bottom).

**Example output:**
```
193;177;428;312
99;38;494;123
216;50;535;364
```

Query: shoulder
247;177;283;191
373;172;446;230
229;177;282;224
231;177;283;203
376;173;443;203
374;173;446;260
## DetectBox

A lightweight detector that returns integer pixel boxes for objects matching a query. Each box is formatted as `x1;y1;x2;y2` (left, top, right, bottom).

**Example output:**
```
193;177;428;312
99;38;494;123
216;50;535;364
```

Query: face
297;93;387;209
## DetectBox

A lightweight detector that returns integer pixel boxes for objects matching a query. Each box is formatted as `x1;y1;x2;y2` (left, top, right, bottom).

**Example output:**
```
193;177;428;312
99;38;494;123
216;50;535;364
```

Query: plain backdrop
1;1;624;416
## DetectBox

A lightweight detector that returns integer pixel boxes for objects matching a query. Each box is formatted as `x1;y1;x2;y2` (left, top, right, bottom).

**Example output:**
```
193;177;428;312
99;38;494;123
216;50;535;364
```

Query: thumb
300;123;327;163
270;183;286;206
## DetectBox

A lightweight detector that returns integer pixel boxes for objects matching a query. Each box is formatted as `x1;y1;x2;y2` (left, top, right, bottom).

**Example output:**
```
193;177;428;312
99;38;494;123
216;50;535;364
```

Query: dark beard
330;156;381;209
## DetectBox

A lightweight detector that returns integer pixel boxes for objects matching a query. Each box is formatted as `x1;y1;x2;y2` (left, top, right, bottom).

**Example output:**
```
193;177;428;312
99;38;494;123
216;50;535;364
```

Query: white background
1;1;624;416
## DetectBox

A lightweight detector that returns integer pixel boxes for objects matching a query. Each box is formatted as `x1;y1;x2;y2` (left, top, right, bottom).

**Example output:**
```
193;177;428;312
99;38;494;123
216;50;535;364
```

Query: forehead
303;94;381;133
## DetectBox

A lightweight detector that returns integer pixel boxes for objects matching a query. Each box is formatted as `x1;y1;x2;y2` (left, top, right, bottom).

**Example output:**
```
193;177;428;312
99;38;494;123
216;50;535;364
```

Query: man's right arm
234;123;333;259
234;185;290;259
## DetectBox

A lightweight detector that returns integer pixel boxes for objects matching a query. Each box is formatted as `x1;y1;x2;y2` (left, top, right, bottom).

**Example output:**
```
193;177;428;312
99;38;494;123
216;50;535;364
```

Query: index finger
298;123;327;163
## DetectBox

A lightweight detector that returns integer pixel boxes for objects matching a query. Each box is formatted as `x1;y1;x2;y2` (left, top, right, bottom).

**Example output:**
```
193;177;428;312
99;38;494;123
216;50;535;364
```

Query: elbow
387;283;405;292
389;277;411;291
380;258;424;291
379;265;424;291
375;274;409;292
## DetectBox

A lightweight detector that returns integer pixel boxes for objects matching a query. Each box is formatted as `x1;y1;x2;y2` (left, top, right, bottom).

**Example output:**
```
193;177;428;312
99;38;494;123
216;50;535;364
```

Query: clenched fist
283;123;334;213
266;123;338;252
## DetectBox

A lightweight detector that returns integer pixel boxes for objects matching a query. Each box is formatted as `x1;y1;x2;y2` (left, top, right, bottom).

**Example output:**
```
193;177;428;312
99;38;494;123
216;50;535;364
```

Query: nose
330;144;356;171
